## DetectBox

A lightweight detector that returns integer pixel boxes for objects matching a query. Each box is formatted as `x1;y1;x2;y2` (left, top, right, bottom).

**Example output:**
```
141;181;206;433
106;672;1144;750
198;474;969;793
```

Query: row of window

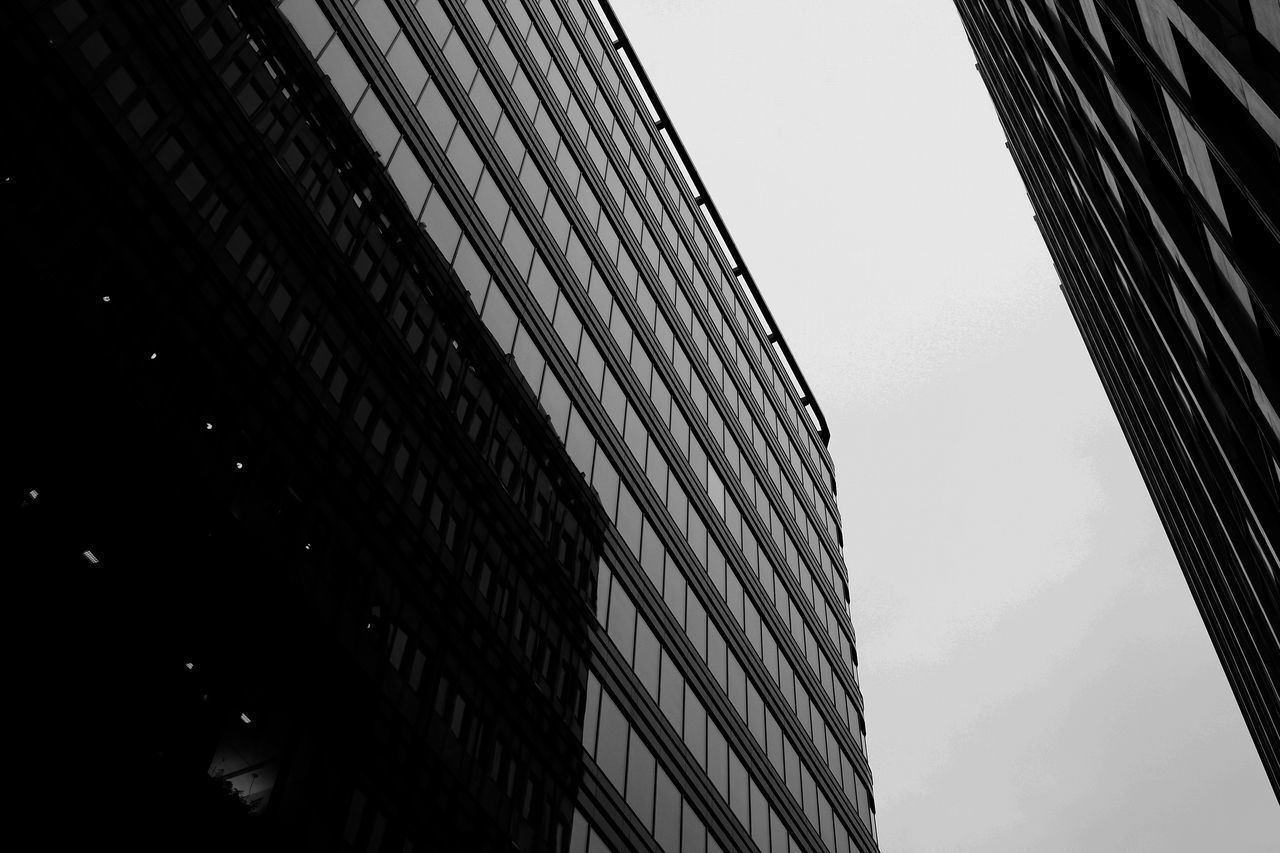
356;0;855;658
420;0;866;748
498;0;850;596
584;656;873;853
552;0;842;510
348;0;874;806
474;193;875;829
279;0;869;793
583;674;725;852
596;558;875;852
338;0;861;707
417;0;870;778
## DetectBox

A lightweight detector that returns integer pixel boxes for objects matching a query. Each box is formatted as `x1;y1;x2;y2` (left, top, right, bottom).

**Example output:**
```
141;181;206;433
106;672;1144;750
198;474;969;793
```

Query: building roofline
589;0;836;465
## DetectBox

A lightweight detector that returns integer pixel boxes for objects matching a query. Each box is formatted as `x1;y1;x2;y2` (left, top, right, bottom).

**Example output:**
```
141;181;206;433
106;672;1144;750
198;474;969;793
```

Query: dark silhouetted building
953;0;1280;799
9;0;878;850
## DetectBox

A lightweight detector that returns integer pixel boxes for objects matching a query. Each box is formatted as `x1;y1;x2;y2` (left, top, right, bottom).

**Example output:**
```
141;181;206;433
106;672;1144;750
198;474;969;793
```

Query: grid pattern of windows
271;0;880;849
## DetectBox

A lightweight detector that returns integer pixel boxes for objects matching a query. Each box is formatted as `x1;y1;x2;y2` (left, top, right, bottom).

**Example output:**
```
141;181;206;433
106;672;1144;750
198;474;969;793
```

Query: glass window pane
683;686;706;768
386;32;428;98
633;615;660;698
417;79;457;147
707;722;728;799
591;448;620;517
707;622;728;692
616;486;642;557
770;807;788;853
687;593;707;660
279;0;333;55
565;406;595;477
594;686;628;791
654;766;682;853
624;729;656;830
504;221;536;282
526;252;556;314
578;334;605;393
750;781;770;851
765;712;783;776
639;522;665;590
354;0;398;52
417;0;452;43
474;169;510;235
387;145;430;217
480;284;518;351
317;37;366;109
539;369;571;437
746;683;765;749
727;655;746;716
553;296;584;355
681;800;707;853
728;749;749;826
421;190;462;260
819;794;835;852
662;560;687;627
658;650;683;733
582;673;602;756
442;29;478;88
469;74;502;132
569;809;590;853
607;576;637;661
446;129;484;193
800;766;818;827
353;90;398;162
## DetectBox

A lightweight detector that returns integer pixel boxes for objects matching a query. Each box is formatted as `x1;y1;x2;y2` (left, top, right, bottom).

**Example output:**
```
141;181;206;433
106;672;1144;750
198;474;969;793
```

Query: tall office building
10;1;879;850
952;0;1280;798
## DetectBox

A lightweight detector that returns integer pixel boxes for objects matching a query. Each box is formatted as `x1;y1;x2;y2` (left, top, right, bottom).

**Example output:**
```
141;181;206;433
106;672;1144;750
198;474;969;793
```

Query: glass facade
274;0;877;847
10;0;878;849
954;0;1280;801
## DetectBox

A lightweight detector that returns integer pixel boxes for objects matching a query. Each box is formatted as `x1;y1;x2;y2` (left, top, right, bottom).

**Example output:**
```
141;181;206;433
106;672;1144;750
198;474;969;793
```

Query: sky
611;1;1279;850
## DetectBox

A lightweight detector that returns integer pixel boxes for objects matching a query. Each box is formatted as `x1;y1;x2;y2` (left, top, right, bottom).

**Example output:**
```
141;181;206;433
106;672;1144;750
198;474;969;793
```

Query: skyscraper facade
952;0;1279;798
10;0;878;850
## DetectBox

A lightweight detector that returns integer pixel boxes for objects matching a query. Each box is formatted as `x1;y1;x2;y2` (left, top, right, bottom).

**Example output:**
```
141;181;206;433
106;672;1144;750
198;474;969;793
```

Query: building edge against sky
952;0;1280;800
10;0;879;850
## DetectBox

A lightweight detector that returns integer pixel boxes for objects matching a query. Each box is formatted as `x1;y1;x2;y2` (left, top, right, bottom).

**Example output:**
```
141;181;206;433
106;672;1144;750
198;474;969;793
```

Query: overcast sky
612;1;1279;849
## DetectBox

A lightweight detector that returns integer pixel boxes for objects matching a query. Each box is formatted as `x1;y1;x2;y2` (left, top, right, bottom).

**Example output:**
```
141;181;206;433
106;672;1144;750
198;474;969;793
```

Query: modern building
952;0;1280;799
10;0;879;850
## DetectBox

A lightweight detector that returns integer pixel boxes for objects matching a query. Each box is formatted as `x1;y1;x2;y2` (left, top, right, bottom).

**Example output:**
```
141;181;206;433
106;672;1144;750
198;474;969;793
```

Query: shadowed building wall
11;3;602;849
952;0;1279;800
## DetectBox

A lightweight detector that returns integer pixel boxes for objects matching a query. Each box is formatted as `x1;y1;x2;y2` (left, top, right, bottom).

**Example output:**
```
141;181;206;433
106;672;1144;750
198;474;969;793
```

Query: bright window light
82;550;99;565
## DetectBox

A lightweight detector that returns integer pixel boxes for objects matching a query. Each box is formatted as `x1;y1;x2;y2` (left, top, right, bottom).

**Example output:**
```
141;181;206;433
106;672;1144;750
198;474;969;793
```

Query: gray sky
613;0;1279;849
